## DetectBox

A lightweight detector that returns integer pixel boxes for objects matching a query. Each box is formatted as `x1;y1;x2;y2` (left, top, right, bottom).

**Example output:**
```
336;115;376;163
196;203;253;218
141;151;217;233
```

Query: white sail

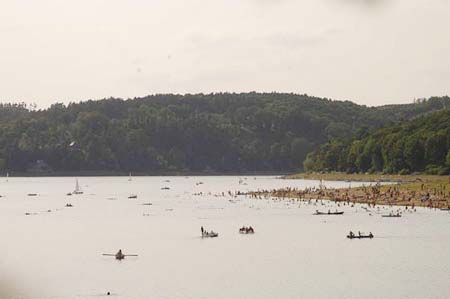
73;179;83;194
128;172;132;181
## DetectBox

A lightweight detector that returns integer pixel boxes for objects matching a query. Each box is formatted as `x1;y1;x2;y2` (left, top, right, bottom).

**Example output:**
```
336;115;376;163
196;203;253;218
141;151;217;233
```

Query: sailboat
6;172;9;182
128;172;132;181
72;178;83;195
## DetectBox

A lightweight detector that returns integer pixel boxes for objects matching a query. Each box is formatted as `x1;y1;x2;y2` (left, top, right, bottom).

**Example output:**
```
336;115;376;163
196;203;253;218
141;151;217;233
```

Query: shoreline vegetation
250;172;450;209
0;95;448;175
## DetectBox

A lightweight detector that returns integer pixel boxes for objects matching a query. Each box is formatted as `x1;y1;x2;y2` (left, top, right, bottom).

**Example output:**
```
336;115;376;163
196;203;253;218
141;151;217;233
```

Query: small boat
440;207;450;211
142;202;153;206
66;192;72;196
65;203;73;207
27;193;38;197
239;227;255;234
314;210;344;215
161;187;170;190
382;212;402;217
196;182;204;186
102;249;138;260
72;179;83;195
202;231;219;238
347;232;374;239
128;194;138;199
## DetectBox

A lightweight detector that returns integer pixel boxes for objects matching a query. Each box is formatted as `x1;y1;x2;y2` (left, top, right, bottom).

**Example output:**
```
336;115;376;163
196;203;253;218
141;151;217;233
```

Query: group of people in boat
239;226;254;234
201;226;255;237
115;249;125;260
201;226;218;237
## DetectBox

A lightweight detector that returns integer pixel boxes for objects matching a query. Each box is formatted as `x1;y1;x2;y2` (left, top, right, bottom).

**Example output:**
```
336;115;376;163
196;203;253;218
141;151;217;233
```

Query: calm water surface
0;176;448;299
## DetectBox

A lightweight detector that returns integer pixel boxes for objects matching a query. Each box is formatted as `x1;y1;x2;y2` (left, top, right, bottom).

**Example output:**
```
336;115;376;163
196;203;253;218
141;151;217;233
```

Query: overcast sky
0;0;449;107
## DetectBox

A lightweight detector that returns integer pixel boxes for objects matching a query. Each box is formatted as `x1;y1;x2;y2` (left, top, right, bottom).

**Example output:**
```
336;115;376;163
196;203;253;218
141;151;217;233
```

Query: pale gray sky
0;0;449;107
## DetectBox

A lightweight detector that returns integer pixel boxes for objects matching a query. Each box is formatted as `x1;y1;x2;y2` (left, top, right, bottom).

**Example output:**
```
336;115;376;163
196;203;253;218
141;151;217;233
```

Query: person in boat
248;226;254;233
116;249;124;260
358;231;361;237
369;232;373;238
201;226;204;234
328;210;330;214
349;231;354;238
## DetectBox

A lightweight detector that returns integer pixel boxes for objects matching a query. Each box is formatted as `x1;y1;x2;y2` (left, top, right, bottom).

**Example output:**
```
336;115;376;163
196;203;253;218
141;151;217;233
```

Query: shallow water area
0;176;448;299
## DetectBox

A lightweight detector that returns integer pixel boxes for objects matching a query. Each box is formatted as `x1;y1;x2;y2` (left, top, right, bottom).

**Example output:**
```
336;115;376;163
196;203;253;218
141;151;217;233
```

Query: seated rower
115;249;124;260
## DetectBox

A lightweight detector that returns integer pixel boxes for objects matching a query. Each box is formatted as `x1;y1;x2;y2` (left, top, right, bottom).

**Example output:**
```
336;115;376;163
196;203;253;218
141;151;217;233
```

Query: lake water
0;176;448;299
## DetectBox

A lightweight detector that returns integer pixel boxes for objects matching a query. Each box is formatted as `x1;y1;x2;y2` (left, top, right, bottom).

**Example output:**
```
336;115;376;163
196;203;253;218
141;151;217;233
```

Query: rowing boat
347;234;374;239
202;232;219;238
314;211;344;215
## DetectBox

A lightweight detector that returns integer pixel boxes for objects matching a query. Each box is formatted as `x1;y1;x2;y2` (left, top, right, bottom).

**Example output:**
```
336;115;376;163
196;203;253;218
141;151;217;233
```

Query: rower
116;249;124;260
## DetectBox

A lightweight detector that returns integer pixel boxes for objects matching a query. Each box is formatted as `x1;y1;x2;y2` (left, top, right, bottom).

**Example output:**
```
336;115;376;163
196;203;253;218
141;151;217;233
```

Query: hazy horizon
1;0;449;108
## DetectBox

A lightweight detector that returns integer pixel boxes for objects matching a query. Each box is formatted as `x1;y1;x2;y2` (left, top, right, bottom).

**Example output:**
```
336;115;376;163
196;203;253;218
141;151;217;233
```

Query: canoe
314;211;344;215
382;214;401;217
347;234;373;239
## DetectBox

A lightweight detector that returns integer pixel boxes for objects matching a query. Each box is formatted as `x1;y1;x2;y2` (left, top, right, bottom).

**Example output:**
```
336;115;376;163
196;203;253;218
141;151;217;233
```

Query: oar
102;254;139;256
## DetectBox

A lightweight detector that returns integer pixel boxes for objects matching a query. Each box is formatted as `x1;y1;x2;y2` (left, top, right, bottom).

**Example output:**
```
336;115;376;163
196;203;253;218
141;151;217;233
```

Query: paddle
102;254;139;256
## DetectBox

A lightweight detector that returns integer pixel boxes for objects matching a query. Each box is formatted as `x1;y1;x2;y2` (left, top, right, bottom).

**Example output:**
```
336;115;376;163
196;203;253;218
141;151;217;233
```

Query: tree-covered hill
304;108;450;175
0;93;449;174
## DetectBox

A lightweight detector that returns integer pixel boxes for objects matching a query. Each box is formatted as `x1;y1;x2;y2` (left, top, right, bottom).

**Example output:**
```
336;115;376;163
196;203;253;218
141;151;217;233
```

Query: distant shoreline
1;170;292;177
282;172;446;183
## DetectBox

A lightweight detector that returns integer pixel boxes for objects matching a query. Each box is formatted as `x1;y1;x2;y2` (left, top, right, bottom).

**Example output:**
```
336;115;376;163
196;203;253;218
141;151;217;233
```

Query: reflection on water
0;176;449;299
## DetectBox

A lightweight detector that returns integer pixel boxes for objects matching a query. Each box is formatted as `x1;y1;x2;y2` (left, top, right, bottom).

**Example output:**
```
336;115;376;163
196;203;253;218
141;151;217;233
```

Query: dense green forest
304;108;450;175
0;93;449;174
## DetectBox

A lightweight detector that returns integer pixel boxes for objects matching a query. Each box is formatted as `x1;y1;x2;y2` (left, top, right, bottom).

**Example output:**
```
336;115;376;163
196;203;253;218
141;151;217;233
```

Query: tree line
0;93;448;174
304;108;450;175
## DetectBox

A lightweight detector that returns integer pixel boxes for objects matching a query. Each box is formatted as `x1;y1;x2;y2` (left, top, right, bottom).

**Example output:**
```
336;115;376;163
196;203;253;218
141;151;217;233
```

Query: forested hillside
304;109;450;175
0;93;449;174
